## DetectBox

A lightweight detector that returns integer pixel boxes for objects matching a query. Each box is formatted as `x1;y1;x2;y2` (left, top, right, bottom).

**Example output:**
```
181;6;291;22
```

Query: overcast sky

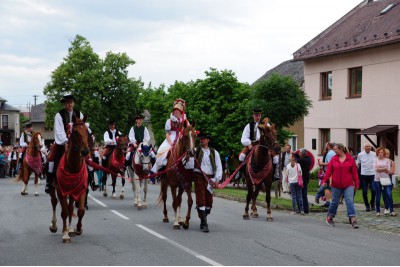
0;0;362;108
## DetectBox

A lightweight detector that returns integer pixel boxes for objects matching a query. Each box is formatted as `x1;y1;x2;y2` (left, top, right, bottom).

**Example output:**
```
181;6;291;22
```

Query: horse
157;121;196;229
48;116;90;243
127;141;152;210
102;136;128;199
243;118;277;222
15;132;43;196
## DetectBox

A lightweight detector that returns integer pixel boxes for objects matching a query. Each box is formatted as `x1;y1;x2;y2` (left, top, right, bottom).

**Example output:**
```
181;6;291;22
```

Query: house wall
303;42;400;174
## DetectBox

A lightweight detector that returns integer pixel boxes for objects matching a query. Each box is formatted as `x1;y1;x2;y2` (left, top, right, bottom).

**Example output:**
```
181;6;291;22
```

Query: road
0;177;399;266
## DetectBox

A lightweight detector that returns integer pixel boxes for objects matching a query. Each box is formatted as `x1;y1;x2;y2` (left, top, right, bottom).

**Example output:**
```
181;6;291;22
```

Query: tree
250;73;312;145
43;35;142;141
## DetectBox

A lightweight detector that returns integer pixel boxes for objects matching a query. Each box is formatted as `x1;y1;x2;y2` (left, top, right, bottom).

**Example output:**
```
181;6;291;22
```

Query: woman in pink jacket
322;143;359;228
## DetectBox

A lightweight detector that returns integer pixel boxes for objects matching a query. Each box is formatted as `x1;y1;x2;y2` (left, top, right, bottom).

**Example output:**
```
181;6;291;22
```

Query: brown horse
243;118;277;221
102;136;128;199
49;116;90;243
158;121;196;229
15;132;43;196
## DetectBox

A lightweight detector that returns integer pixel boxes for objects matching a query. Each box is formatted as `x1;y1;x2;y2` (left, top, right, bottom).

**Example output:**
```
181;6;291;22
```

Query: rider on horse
194;132;222;233
45;94;90;194
239;109;270;163
102;119;123;167
150;99;188;175
19;123;34;170
126;114;150;164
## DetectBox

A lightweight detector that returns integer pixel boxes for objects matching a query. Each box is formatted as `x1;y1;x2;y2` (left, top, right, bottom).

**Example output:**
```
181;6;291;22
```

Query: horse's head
70;115;90;158
31;132;43;150
116;136;129;154
182;120;196;157
258;117;277;150
136;141;153;172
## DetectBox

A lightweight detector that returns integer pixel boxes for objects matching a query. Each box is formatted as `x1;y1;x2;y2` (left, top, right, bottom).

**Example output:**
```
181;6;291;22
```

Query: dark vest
59;109;80;134
11;151;19;160
107;129;120;140
23;131;33;144
195;146;216;175
133;125;145;143
249;121;257;142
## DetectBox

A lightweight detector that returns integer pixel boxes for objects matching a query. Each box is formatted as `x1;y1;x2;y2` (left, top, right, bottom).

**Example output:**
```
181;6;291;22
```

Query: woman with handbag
373;147;397;217
322;143;359;228
285;155;304;214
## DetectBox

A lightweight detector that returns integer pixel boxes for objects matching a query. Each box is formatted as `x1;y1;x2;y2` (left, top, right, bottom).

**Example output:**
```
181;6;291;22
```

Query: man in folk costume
194;132;222;233
45;94;88;194
102;119;123;166
239;109;270;161
150;99;188;175
8;146;19;177
18;123;34;173
126;114;150;164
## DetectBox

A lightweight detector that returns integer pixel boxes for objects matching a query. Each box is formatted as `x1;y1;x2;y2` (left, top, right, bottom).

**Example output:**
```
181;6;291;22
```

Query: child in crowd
285;155;304;214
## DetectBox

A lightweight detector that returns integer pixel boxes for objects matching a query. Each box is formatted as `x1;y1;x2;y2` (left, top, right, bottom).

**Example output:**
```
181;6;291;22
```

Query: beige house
293;0;400;171
0;97;20;146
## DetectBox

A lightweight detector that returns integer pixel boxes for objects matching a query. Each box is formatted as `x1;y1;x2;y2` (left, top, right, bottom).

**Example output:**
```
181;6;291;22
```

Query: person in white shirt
357;143;377;211
285;156;304;214
8;146;19;177
102;119;122;166
281;144;292;193
194;133;222;233
126;114;151;165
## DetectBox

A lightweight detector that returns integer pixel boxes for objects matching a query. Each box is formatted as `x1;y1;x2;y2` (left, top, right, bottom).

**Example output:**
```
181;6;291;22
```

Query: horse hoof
137;205;143;210
251;213;259;218
183;223;189;230
163;218;169;223
62;238;71;243
75;227;83;236
133;203;138;207
103;193;107;197
49;225;58;233
68;231;76;237
35;193;39;197
267;217;274;222
173;225;180;229
21;192;28;196
243;215;250;220
142;204;147;209
119;194;124;200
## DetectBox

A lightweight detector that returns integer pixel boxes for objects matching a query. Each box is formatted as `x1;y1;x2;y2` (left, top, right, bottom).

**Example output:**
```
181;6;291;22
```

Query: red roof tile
293;0;400;60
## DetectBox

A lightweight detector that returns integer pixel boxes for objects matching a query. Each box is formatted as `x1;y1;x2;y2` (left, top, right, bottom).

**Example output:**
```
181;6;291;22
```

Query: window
1;115;8;129
347;129;361;154
320;129;330;155
349;67;362;97
321;71;332;100
288;135;297;151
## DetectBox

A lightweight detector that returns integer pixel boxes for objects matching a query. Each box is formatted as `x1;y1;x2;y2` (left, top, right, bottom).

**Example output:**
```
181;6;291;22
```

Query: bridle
69;123;89;157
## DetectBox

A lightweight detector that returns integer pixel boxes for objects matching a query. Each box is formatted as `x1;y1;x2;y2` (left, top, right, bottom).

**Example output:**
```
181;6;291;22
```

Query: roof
252;60;304;86
356;125;398;135
0;101;20;112
30;103;46;123
293;0;400;61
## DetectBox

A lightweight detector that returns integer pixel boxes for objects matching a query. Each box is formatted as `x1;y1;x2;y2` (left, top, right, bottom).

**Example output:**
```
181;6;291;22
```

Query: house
0;97;21;146
30;103;54;148
253;60;305;150
293;0;400;171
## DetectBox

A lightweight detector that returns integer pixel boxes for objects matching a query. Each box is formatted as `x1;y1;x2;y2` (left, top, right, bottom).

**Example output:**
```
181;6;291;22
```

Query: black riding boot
89;170;99;191
45;173;54;194
199;210;209;233
197;208;204;230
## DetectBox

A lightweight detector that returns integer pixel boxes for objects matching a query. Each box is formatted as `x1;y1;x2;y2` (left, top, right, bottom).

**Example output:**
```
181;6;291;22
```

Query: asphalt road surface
0;177;399;266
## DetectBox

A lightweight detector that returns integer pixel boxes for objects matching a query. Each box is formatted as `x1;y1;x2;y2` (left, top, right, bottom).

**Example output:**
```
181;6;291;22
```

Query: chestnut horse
127;141;152;209
157;121;196;229
243;118;277;221
102;136;128;199
16;132;43;196
49;116;90;243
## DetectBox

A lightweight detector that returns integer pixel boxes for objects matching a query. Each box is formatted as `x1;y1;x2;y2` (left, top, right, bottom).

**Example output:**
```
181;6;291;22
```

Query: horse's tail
13;170;24;183
156;174;166;208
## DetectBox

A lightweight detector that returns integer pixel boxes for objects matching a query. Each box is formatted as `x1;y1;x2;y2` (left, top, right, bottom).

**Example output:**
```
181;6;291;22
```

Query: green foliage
43;35;143;141
251;73;312;146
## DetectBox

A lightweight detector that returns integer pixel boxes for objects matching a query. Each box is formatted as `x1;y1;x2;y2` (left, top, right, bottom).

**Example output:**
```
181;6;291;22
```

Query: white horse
127;142;152;210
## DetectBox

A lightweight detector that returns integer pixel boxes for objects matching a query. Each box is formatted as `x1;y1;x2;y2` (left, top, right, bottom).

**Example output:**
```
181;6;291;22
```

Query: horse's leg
56;189;70;243
171;186;180;229
49;187;58;233
112;175;117;199
143;179;147;208
120;175;125;200
67;196;75;237
265;179;274;222
21;168;29;195
161;177;169;222
176;186;184;225
34;174;39;196
129;170;138;207
183;184;193;230
102;173;108;197
136;178;142;210
251;185;260;218
243;179;252;219
75;193;86;235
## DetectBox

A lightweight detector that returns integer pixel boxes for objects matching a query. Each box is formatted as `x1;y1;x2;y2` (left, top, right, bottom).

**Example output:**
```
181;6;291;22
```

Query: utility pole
33;95;38;106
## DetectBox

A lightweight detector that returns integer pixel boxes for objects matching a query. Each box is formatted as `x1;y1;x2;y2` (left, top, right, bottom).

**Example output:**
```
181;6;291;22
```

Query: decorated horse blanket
25;153;42;175
247;156;272;185
57;155;88;201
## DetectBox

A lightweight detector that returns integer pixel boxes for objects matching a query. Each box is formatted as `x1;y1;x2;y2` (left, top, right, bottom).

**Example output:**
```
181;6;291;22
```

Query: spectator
317;142;335;207
281;145;292;193
8;146;19;177
285;155;303;214
271;144;282;198
382;149;395;215
297;148;311;214
373;147;397;217
0;150;6;178
323;143;359;228
357;143;376;212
